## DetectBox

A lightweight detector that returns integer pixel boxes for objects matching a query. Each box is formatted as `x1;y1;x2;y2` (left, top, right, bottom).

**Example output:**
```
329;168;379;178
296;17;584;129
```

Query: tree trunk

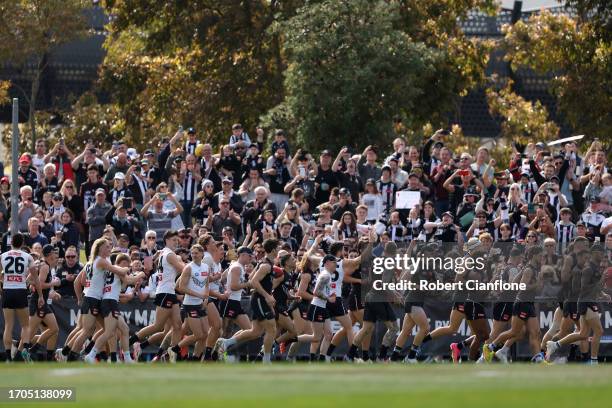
29;54;45;150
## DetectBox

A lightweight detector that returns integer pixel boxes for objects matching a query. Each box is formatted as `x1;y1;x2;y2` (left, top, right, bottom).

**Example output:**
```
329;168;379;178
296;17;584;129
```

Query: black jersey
255;257;275;296
515;264;538;302
32;260;52;301
579;261;603;302
273;270;293;307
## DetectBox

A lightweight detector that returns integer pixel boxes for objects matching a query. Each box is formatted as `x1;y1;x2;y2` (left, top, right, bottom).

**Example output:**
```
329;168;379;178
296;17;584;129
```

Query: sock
378;345;388;360
486;343;495;352
46;349;54;361
156;347;166;357
225;338;238;349
204;347;213;360
192;354;202;362
362;350;370;361
326;344;336;357
591;357;598;362
171;345;180;354
581;352;590;362
212;351;219;360
68;351;80;361
29;343;41;354
110;352;118;362
310;353;316;361
84;341;95;354
347;344;358;360
499;345;509;354
5;352;12;361
390;346;402;361
140;340;150;349
99;351;108;361
61;346;71;356
407;345;418;359
263;353;271;363
422;334;432;344
129;335;140;346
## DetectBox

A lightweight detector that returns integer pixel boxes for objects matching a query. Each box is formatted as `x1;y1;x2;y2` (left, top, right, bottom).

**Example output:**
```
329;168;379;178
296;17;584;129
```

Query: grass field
1;364;612;407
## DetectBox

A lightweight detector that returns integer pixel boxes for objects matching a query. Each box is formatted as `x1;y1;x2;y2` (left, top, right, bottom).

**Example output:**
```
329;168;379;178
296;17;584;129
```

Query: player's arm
27;259;43;299
296;273;313;302
166;252;186;276
313;273;334;302
177;265;204;299
520;268;538;291
74;268;85;304
97;258;130;277
230;266;250;291
249;264;275;305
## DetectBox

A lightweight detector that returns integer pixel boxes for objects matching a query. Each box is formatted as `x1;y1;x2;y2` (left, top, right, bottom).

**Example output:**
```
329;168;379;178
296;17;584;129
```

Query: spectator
141;192;183;247
17;185;38;232
228;123;251;149
86;188;112;254
17;154;39;191
44;140;75;183
204;197;241;240
55;245;81;298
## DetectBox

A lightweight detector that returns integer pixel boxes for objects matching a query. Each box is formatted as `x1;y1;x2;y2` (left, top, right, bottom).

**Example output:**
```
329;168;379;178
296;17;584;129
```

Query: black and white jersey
1;249;34;289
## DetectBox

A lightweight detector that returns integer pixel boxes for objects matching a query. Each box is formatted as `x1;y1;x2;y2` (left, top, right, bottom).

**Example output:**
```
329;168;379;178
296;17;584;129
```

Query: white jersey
85;257;107;300
1;249;34;290
103;258;122;301
208;262;222;297
183;261;210;306
311;270;333;308
318;257;344;297
227;262;246;301
155;248;178;295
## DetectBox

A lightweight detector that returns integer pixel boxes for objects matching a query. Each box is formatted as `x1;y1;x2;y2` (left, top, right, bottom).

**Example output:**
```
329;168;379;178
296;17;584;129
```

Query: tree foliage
266;0;496;153
0;0;89;146
99;0;302;147
502;9;612;140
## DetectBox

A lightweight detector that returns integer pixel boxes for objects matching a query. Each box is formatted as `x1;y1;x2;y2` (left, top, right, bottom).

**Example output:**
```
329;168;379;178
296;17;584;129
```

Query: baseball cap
95;188;106;195
222;176;233;183
0;176;9;184
442;211;454;219
19;154;31;164
187;127;196;134
143;149;154;156
141;159;150;166
535;142;546;149
408;172;419;179
42;244;58;256
52;192;63;201
321;149;332;157
338;187;349;195
322;254;337;264
114;172;125;180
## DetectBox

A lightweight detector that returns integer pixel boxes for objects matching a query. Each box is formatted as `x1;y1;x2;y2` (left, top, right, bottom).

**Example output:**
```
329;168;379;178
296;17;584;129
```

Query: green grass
1;363;611;407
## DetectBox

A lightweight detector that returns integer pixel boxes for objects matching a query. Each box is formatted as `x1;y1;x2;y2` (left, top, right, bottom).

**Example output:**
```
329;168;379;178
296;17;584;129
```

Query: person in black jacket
56;210;80;256
55;245;82;298
105;197;141;246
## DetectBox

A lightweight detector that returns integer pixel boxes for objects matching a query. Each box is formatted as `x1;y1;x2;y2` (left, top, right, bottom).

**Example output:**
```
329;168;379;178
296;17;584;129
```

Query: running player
546;245;609;363
305;254;337;361
484;246;545;363
216;240;280;363
176;244;211;361
219;246;252;339
22;245;61;361
84;252;138;363
271;250;299;358
129;230;186;363
203;241;225;361
1;233;43;362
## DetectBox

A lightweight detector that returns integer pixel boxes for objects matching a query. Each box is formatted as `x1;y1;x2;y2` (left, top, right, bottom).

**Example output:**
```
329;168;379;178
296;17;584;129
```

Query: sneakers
587;359;598;365
476;355;485;364
403;356;418;364
20;349;33;363
168;348;177;364
531;352;545;363
545;341;559;360
482;344;494;363
214;338;227;356
55;348;67;362
494;348;508;363
450;343;462;364
132;342;142;361
83;353;97;364
151;351;168;363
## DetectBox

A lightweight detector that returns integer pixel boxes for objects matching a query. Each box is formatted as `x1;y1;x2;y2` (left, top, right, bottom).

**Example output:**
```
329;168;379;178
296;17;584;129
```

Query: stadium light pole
10;98;19;234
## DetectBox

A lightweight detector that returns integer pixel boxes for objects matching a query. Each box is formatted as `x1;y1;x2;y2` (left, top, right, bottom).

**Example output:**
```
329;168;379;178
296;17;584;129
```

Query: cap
141;159;150;166
0;176;9;184
52;192;63;201
520;172;530;178
143;149;154;156
463;237;481;253
118;233;129;240
465;186;479;196
222;176;233;183
114;172;125;180
408;172;419;179
42;244;58;256
365;178;376;185
322;254;337;264
187;127;196;134
126;148;138;160
535;142;546;149
388;157;399;163
381;165;391;172
549;175;560;182
232;123;243;130
249;143;258;148
321;149;332;157
95;188;106;195
441;211;454;219
576;220;586;227
18;154;31;164
237;246;253;255
338;187;349;195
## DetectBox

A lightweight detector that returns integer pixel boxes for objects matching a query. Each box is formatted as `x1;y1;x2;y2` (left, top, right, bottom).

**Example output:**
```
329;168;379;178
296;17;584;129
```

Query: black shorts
221;299;245;319
2;288;29;309
274;304;290;320
493;302;513;322
251;295;275;321
306;304;329;322
513;302;536;321
326;298;347;318
183;304;207;318
348;292;364;311
154;293;179;309
404;301;424;314
80;296;102;316
364;301;396;323
465;301;487;321
207;297;220;308
577;302;600;316
289;301;310;320
453;302;466;313
101;299;120;319
562;301;579;321
28;296;53;318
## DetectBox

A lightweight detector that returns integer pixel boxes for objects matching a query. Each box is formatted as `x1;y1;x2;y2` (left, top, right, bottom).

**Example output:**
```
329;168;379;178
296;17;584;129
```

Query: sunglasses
146;237;156;240
65;186;74;189
65;255;77;259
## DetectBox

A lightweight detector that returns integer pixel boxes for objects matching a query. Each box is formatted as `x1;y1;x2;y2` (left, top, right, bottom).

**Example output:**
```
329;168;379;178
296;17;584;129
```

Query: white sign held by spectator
395;191;421;209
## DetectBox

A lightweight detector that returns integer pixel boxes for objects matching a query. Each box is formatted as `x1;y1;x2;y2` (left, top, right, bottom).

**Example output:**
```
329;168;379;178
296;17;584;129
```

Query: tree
0;0;89;148
99;0;302;147
265;0;496;153
502;8;611;140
